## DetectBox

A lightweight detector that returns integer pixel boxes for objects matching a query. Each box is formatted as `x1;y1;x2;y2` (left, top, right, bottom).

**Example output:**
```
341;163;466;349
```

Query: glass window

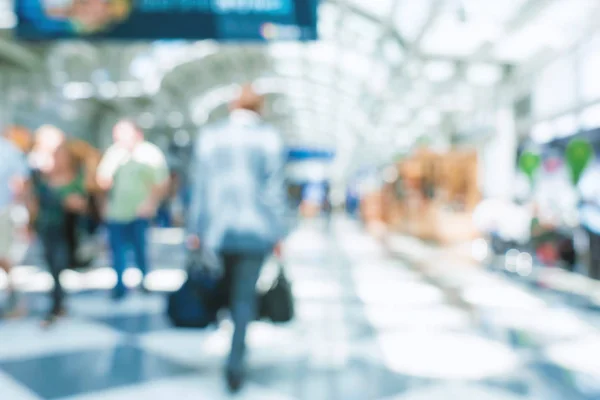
533;54;577;118
579;33;600;102
580;103;600;130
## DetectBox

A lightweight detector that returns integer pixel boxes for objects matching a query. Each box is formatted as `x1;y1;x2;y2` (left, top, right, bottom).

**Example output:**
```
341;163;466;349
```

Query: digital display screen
15;0;318;40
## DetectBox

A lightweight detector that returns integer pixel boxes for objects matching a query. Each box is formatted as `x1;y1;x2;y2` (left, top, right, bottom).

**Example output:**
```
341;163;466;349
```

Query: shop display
379;147;481;244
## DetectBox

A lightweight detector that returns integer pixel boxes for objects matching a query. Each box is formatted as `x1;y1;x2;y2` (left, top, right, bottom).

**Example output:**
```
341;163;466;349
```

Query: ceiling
0;0;599;175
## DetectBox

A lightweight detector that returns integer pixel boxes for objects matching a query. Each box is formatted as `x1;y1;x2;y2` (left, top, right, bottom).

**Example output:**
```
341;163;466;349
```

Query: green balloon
566;139;593;184
519;151;541;181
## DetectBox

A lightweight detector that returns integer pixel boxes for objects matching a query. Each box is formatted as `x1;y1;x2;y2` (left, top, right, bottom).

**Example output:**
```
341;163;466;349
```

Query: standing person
187;84;288;392
96;120;169;300
578;162;600;280
0;132;30;318
29;140;89;326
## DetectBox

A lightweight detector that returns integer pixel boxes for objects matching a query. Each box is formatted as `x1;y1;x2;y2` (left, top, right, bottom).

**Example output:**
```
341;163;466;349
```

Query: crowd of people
0;84;288;392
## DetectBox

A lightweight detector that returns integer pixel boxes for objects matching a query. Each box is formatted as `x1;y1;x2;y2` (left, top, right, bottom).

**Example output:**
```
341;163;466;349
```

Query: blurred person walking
96;120;169;300
28;132;89;327
0;131;31;318
187;84;288;392
578;162;600;280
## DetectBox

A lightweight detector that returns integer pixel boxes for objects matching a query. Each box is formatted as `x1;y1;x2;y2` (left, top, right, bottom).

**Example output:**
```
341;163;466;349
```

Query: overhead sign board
15;0;318;40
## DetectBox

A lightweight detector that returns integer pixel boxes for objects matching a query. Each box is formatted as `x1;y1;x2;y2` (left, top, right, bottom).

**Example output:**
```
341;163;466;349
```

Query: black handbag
167;247;223;328
259;261;294;323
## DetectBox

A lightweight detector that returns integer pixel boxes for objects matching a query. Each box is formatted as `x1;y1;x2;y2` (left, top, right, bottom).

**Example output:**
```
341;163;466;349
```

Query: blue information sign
15;0;318;40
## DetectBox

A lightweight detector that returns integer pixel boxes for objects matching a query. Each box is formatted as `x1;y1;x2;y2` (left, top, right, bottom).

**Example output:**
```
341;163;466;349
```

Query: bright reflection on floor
363;305;471;331
356;281;445;306
376;332;520;379
150;228;185;245
462;285;547;309
545;335;600;376
485;308;596;341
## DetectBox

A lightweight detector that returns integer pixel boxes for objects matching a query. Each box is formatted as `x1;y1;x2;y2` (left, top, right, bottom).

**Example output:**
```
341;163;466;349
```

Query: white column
481;106;518;200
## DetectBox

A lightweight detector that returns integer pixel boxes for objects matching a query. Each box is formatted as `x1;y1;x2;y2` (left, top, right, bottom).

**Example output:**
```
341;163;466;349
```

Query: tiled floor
0;216;599;399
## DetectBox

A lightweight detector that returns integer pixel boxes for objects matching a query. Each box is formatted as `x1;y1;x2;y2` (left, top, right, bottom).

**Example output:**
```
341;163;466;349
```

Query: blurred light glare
173;130;190;147
466;64;503;86
423;61;456;82
516;252;533;276
63;82;94;100
471;238;489;261
505;249;520;272
138;112;155;129
382;166;399;183
98;82;118;99
168;111;184;128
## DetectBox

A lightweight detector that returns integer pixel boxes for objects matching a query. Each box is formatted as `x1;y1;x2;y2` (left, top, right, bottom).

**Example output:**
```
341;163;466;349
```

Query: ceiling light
98;82;118;99
62;82;94;100
466;64;503;85
420;108;441;126
424;61;455;82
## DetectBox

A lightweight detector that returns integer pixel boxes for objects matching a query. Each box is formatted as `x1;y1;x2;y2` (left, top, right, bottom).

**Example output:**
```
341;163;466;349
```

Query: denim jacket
188;110;289;253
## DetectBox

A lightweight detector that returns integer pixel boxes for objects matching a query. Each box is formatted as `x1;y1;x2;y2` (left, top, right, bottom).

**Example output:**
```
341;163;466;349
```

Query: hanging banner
518;151;541;183
16;0;318;40
565;138;593;184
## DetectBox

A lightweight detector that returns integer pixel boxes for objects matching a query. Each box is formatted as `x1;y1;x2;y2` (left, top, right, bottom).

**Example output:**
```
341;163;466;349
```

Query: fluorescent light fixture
424;61;455;82
531;121;555;143
62;82;94;100
466;64;503;86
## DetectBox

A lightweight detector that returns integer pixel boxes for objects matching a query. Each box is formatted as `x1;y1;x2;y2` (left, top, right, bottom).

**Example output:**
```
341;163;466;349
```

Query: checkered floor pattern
0;217;599;399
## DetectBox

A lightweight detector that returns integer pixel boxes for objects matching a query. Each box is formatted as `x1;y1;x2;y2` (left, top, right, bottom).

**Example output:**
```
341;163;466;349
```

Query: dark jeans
39;228;70;313
220;252;266;374
107;219;149;295
155;203;172;228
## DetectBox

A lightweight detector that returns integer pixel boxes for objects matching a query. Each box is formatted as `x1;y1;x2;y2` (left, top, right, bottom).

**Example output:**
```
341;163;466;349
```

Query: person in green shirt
96;119;169;300
29;141;89;327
